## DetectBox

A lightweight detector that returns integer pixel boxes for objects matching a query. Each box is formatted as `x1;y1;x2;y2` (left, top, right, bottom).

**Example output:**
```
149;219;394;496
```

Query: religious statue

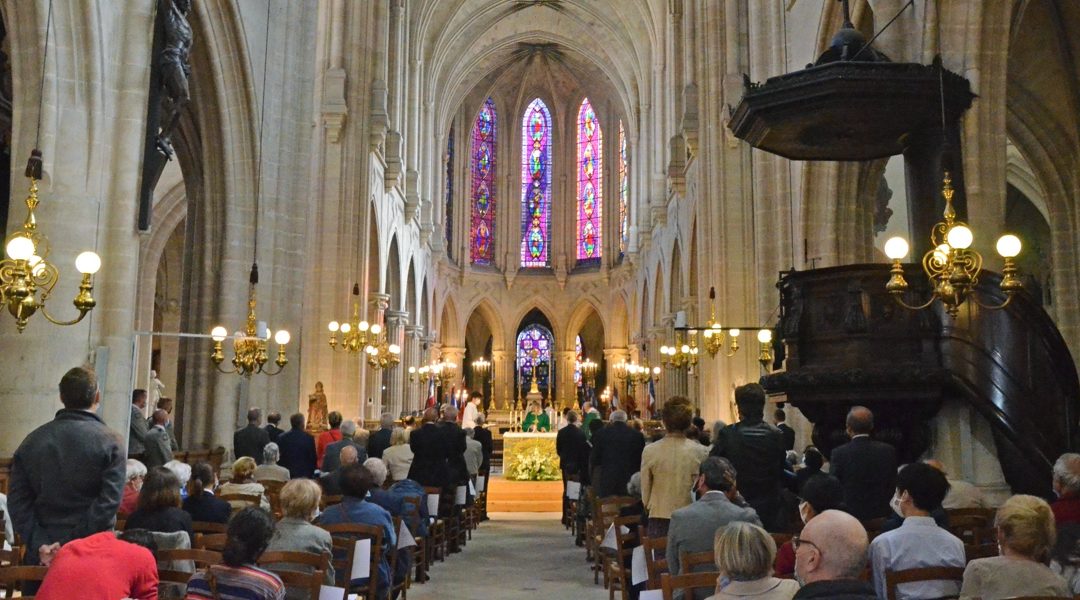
149;369;166;409
156;0;193;158
307;381;328;431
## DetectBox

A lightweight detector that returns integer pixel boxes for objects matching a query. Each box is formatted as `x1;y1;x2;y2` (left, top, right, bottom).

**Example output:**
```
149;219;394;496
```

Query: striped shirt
184;564;286;600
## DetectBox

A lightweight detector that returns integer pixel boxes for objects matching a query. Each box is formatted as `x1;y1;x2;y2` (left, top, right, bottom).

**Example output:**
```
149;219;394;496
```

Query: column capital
405;324;424;337
385;309;409;327
370;293;391;312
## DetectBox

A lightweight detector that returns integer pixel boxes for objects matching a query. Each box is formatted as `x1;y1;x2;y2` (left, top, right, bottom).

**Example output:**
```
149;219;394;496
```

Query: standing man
143;409;174;469
155;397;179;451
234;407;271;464
368;413;395;459
322;420;362;473
591;410;645;498
830;406;898;521
408;408;449;488
462;391;482;429
277;413;318;479
775;408;796;452
473;414;494;475
556;410;588;525
128;389;149;460
581;401;601;440
8;367;126;570
264;411;284;443
711;384;787;530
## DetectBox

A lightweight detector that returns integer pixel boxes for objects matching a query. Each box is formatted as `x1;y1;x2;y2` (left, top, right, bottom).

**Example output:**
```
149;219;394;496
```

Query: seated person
253;442;291;483
266;479;335;598
184;507;286;600
708;521;798;600
961;494;1070;599
120;459;148;518
37;528;159;600
164;460;192;500
182;461;231;524
363;458;417;583
775;473;844;578
382;427;414;482
320;445;360;496
792;510;876;599
219;456;271;512
126;466;194;545
316;463;397;596
869;462;965;600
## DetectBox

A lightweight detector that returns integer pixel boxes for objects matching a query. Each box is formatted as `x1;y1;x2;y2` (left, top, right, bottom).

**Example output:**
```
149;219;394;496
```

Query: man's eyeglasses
792;535;823;557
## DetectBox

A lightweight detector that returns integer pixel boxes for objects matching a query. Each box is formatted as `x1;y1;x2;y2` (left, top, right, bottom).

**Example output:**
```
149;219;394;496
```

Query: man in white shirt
869;462;965;600
462;391;482;429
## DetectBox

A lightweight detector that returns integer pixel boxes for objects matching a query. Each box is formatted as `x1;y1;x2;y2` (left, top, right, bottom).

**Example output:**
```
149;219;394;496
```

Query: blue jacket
317;497;396;591
370;479;429;537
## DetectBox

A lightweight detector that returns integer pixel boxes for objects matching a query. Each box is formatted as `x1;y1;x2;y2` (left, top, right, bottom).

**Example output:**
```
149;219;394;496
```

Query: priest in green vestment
521;402;551;432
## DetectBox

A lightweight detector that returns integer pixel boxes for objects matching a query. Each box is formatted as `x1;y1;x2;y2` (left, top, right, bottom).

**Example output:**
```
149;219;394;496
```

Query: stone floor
406;512;609;599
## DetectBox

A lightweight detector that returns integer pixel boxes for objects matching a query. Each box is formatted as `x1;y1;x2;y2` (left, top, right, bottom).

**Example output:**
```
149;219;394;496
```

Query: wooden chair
639;526;668;590
114;518;126;531
964;543;997;562
422;487;447;564
401;495;428;584
187;449;211;468
173;450;189;464
191;521;227;535
219;492;262;513
592;495;639;586
947;511;994;546
321;494;344;511
607;514;641;600
157;548;222;589
0;457;13;495
387;516;411;600
257;550;330;599
320;523;385;599
259;480;286;519
208;447;227;476
679;550;716;574
194;532;228;552
660;571;722;600
0;565;48;600
884;566;965;600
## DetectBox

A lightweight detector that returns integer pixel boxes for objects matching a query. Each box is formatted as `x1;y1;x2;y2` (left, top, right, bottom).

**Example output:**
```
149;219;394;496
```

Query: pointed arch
464;298;508;352
576;97;603;261
438;294;461;347
470;97;497;264
521;97;552;267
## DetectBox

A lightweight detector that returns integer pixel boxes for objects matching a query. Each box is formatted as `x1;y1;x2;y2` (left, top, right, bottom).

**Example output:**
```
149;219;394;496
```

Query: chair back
639;526;668;589
320;523;385;598
157;548;222;587
964;543;998;562
387;516;410;598
884;566;965;600
218;492;262;513
0;565;48;600
191;521;227;535
258;550;330;599
660;571;721;600
947;511;994;545
680;550;716;574
401;495;423;535
194;532;228;552
0;457;13;495
259;480;286;518
321;494;344;511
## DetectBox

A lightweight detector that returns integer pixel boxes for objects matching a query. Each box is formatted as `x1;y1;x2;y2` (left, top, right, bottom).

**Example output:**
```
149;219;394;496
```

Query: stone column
364;293;391;420
383;309;408;416
491;349;511;409
557;350;578;409
403;324;423;412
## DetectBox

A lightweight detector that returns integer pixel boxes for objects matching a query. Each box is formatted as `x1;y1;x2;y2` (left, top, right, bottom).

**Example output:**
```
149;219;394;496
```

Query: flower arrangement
504;438;561;481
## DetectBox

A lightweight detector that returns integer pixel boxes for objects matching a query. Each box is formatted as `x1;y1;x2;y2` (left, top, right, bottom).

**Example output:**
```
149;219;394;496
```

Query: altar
502;432;560;481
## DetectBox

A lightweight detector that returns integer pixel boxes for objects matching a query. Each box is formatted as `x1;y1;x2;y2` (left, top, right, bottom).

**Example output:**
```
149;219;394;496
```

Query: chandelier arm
889;294;938;312
39;306;90;327
214;363;240;376
969;294;1014;311
259;363;286;377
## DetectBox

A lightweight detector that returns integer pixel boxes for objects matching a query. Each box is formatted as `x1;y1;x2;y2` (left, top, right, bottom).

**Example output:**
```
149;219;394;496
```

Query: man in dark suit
234;407;270;465
830;405;898;521
711;384;787;530
277;413;318;479
590;410;645;498
775;408;796;452
322;420;364;473
368;413;394;459
264;411;284;443
473;415;494;475
407;408;449;488
9;367;126;570
320;445;359;496
439;406;469;491
557;410;589;525
128;389;149;460
143;409;174;469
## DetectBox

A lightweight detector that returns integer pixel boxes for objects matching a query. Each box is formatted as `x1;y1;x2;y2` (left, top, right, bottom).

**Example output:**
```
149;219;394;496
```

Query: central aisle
407;514;609;599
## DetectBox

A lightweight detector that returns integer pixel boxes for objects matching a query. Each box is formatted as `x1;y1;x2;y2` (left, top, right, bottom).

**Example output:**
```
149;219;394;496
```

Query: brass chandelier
674;287;775;371
660;333;699;370
327;284;400;370
884;172;1022;317
210;263;290;376
577;357;599;387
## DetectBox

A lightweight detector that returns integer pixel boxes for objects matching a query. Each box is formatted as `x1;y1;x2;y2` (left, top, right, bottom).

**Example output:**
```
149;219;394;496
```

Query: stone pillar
403;324;423;412
364;293;391;420
383;309;408;416
491;349;511;409
557;350;578;409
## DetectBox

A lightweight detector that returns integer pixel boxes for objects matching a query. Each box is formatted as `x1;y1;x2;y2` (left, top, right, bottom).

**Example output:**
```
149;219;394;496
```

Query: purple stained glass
521;98;552;267
445;126;454;256
577;98;603;261
619;120;628;257
517;324;554;387
470;98;497;264
574;335;583;386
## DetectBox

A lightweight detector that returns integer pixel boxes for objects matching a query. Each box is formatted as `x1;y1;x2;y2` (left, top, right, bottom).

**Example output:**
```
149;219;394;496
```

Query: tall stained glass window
517;324;554;389
521;98;552;267
445;126;454;256
574;335;583;386
619;120;629;257
470;99;497;264
576;98;603;261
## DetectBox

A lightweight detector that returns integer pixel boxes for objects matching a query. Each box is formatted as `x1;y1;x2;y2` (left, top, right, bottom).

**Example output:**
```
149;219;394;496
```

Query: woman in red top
315;411;344;467
37;529;158;599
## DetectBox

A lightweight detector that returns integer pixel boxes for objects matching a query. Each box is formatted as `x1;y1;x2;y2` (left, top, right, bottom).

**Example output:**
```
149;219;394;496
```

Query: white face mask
890;492;904;517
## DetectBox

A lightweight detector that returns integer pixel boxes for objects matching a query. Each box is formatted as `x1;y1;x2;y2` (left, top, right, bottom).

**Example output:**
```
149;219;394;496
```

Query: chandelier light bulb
883;237;910;260
729;328;741;338
680;344;690;353
328;321;340;332
933;244;951;263
997;234;1022;258
409;366;416;374
358;321;369;332
340;323;351;333
75;251;101;275
757;329;773;344
946;225;974;250
28;255;45;277
370;323;382;335
389;343;401;354
6;235;34;261
211;326;228;342
274;330;290;345
652;366;661;375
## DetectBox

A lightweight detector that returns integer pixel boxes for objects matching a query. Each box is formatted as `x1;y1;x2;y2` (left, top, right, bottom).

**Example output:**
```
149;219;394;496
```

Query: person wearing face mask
869;462;965;600
791;510;876;599
666;456;761;590
774;473;844;579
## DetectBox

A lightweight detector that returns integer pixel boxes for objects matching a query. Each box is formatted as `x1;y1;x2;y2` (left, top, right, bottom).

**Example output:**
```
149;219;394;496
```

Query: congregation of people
2;367;493;600
557;382;1080;600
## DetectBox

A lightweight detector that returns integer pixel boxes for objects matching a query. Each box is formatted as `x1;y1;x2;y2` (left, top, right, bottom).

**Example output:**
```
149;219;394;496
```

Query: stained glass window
470;98;496;264
619;120;628;257
517;324;554;388
577;98;603;261
521;98;552;267
445;126;454;257
574;335;583;387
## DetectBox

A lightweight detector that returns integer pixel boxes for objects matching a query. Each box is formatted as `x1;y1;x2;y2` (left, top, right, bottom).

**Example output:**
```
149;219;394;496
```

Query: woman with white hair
163;459;191;500
119;459;147;517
